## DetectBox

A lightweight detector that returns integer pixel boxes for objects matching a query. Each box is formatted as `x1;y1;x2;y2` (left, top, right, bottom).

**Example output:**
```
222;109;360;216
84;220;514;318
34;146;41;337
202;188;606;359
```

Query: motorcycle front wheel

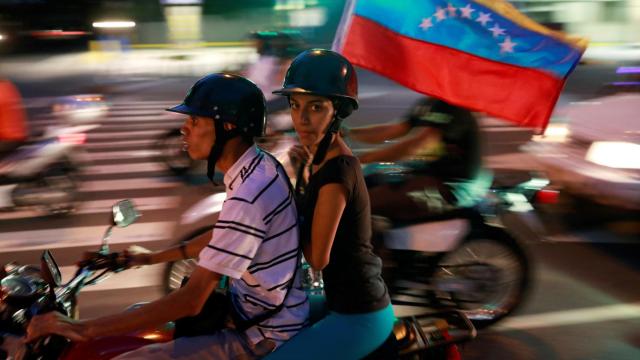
432;225;530;328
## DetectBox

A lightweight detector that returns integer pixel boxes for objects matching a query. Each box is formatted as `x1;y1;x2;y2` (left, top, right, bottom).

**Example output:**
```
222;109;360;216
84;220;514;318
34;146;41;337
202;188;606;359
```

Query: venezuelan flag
333;0;587;132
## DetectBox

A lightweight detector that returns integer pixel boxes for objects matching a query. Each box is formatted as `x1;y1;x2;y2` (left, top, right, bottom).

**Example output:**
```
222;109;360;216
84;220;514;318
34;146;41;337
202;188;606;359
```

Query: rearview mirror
41;250;62;288
112;199;140;228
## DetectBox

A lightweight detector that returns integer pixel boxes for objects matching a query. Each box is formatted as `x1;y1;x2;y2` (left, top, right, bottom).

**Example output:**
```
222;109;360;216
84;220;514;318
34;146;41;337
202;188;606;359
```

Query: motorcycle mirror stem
99;224;113;256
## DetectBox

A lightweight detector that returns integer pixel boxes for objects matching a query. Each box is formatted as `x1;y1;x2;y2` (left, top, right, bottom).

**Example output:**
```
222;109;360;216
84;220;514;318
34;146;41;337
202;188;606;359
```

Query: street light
92;21;136;29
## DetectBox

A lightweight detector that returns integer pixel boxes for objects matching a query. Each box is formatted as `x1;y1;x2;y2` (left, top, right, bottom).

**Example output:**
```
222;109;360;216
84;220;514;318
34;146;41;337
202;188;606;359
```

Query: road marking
89;130;165;140
0;221;175;252
84;139;156;149
79;178;181;192
77;149;162;162
31;115;179;127
81;162;167;175
0;196;180;221
493;302;640;331
59;264;165;292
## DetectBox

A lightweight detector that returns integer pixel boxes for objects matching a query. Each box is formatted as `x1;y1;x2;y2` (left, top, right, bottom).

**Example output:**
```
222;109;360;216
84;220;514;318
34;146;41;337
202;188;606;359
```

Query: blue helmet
167;73;266;138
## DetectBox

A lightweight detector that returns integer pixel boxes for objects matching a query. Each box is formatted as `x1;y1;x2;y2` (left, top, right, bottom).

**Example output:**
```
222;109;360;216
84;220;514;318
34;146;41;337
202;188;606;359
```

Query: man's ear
223;122;237;131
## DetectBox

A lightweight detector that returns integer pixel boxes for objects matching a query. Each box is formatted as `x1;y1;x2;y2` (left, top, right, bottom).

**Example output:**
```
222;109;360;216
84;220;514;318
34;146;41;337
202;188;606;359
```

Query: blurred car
524;94;640;210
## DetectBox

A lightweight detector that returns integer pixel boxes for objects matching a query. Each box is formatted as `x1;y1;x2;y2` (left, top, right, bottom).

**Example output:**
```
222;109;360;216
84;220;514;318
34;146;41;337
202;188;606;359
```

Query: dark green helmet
167;73;266;138
273;49;358;116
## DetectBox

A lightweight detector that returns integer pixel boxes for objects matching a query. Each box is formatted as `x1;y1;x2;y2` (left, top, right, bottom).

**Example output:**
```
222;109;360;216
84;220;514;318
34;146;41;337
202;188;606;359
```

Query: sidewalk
0;46;258;80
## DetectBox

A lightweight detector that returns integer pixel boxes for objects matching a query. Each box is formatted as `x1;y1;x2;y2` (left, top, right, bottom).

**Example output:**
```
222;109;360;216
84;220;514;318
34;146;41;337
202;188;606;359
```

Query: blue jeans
264;303;395;360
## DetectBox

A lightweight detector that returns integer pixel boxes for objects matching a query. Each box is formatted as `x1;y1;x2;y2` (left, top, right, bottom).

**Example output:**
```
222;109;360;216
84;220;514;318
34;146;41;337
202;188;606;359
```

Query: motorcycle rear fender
180;192;226;225
384;219;470;252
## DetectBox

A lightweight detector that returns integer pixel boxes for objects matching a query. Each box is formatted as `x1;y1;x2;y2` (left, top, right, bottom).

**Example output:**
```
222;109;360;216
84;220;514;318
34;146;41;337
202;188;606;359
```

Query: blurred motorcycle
364;164;553;328
0;200;174;360
0;124;96;214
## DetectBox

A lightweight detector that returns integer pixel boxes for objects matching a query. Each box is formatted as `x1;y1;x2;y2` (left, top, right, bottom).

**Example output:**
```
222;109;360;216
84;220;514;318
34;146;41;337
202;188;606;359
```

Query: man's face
181;115;215;160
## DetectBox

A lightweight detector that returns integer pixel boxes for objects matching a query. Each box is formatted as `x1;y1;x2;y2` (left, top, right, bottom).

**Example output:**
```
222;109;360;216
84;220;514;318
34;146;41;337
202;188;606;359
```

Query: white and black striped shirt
198;145;308;347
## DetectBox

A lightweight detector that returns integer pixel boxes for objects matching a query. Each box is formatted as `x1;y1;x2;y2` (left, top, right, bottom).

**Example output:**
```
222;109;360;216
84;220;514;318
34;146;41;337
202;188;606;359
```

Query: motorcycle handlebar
77;252;130;272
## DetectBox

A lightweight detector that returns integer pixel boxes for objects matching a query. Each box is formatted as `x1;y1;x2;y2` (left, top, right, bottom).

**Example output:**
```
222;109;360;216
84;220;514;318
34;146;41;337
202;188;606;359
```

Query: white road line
79;178;181;192
32;115;180;126
84;139;156;149
111;101;177;107
91;123;178;132
0;196;180;221
81;162;167;175
107;109;167;116
89;130;165;140
493;302;640;331
77;149;162;162
0;221;175;252
59;264;165;292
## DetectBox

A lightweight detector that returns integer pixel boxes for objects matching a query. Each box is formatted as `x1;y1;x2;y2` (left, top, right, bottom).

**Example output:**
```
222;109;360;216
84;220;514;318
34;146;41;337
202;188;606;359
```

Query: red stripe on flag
342;16;563;132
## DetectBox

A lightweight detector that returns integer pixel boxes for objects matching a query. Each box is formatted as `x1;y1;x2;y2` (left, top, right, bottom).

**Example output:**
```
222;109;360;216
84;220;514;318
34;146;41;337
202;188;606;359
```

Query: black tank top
300;155;390;313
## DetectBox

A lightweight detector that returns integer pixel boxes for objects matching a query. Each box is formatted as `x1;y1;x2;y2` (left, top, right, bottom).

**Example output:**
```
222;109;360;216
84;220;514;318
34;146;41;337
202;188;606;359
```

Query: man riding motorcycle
25;73;309;359
346;97;484;221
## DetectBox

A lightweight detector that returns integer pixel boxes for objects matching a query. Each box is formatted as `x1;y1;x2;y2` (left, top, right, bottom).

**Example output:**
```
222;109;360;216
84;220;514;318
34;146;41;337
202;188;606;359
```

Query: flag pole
331;0;356;52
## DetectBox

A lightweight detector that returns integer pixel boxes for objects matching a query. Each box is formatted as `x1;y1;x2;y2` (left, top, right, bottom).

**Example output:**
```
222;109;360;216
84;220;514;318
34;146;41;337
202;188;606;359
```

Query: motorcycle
364;164;553;328
165;151;552;329
0;200;173;360
0;199;475;359
0;124;96;215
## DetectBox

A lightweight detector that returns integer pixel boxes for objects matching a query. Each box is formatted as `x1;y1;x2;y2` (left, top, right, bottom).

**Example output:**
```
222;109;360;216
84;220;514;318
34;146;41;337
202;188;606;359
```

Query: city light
92;21;136;29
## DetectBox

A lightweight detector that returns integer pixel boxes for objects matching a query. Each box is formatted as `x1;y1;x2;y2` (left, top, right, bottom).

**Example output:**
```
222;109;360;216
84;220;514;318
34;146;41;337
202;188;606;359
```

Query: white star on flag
459;4;475;19
500;36;517;53
476;12;492;26
435;6;447;21
489;23;506;38
446;3;457;17
419;17;433;30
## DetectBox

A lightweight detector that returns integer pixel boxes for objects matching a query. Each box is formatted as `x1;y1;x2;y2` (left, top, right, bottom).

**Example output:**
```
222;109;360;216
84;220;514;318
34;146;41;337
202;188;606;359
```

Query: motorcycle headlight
1;276;37;298
585;141;640;169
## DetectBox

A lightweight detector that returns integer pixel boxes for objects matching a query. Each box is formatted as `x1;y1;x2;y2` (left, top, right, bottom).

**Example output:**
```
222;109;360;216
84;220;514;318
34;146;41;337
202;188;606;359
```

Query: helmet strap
311;114;343;166
206;121;238;184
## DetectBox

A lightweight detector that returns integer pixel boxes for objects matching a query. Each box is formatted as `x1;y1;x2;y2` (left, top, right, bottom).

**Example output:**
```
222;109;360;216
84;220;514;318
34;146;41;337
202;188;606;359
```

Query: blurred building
2;0;637;55
0;0;344;54
513;0;640;43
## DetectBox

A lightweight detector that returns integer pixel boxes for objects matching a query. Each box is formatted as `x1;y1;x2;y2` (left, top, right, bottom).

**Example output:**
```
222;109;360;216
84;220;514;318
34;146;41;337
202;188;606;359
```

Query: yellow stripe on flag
473;0;588;51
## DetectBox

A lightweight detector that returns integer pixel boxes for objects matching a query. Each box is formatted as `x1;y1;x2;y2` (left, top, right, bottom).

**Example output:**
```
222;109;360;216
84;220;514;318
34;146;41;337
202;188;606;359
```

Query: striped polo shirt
198;145;309;347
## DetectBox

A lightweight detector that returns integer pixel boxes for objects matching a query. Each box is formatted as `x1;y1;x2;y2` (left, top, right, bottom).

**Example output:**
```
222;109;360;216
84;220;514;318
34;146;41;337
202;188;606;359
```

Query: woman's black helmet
273;49;358;118
167;73;266;138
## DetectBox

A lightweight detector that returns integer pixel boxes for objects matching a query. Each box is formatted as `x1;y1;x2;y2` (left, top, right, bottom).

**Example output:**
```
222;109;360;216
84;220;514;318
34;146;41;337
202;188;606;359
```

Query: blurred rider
346;97;483;221
0;79;29;158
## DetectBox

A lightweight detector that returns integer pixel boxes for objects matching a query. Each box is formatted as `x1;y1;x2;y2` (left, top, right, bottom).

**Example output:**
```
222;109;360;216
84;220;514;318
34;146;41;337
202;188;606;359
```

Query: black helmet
167;73;266;138
273;48;358;116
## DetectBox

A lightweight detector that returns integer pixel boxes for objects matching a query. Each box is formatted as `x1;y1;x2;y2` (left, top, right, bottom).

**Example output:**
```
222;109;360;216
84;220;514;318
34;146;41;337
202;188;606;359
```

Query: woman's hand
24;312;89;343
288;144;312;170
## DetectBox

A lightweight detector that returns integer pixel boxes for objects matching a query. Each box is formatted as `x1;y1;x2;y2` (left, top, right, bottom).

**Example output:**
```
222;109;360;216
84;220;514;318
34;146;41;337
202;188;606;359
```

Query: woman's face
180;115;215;160
289;93;334;148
